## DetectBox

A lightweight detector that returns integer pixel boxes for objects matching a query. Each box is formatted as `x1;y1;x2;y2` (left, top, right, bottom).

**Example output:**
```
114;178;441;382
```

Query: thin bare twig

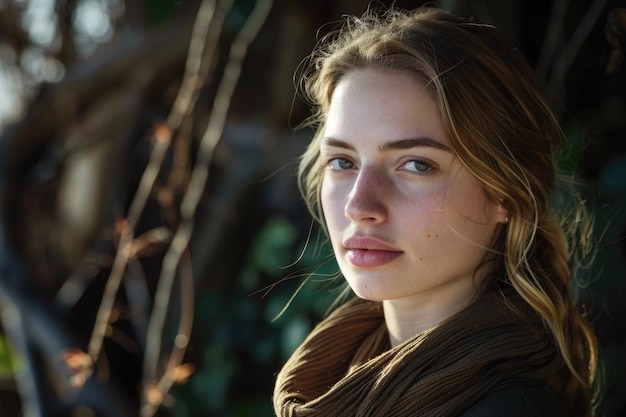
142;247;194;414
140;0;273;415
85;134;169;371
84;0;231;381
167;0;231;129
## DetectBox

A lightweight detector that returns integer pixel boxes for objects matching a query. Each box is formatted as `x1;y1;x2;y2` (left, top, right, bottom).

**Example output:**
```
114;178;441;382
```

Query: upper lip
343;235;402;252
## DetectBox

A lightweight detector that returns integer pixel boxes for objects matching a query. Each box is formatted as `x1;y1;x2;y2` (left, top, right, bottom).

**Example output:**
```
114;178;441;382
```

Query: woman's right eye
328;158;355;170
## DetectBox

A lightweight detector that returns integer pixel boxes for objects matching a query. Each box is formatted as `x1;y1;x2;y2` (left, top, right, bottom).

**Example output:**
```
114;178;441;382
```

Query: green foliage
558;129;585;174
174;215;339;416
0;333;22;379
598;154;626;200
148;0;183;24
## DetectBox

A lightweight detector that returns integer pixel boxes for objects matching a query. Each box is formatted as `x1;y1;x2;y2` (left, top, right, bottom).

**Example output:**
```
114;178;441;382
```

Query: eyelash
327;157;355;170
325;157;434;175
401;159;433;174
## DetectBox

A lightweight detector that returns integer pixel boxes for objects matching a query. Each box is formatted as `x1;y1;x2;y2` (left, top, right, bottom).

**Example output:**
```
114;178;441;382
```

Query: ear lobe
495;201;509;224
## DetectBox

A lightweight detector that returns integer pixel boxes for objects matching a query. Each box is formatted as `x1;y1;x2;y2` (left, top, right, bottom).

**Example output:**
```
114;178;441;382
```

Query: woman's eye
328;158;355;170
403;159;432;173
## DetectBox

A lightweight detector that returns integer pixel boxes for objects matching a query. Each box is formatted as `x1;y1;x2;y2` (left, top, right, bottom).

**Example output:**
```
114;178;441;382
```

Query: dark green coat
459;385;568;417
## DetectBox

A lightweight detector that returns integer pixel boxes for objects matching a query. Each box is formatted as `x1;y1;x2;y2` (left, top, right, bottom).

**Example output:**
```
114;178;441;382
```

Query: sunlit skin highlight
320;67;508;347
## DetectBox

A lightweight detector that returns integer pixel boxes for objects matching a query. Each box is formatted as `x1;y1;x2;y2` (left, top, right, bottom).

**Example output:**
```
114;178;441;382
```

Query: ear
494;201;509;225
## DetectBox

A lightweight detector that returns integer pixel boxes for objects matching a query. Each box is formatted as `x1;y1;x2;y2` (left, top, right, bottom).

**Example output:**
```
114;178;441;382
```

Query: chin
348;284;388;302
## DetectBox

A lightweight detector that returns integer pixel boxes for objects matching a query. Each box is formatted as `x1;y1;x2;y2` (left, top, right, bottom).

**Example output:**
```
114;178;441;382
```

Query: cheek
320;178;343;227
441;175;500;250
443;171;494;221
399;182;446;222
464;188;496;222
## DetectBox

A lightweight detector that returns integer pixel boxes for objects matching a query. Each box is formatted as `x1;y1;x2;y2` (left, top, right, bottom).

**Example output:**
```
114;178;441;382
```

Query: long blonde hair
296;7;598;417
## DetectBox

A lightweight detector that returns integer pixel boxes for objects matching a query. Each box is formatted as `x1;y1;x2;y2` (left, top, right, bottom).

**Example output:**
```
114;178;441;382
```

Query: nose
345;167;389;225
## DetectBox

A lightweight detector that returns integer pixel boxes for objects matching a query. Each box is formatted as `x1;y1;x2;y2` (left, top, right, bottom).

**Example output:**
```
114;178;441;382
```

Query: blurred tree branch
0;0;274;415
141;1;272;415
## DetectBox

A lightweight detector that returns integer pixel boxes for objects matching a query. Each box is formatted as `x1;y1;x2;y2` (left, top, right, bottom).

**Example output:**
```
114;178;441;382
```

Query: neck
382;287;478;348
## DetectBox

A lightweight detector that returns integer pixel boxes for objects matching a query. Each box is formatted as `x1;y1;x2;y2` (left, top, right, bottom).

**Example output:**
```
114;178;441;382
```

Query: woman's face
320;67;507;307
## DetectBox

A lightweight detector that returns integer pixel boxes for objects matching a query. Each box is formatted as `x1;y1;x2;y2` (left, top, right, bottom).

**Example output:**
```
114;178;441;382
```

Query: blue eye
329;158;355;170
403;159;432;173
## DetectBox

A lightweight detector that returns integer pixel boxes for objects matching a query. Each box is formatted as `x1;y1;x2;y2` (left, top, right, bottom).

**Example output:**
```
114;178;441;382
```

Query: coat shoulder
458;385;568;417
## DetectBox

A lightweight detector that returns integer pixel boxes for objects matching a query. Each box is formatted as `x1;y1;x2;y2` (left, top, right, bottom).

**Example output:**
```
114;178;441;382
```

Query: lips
343;236;403;268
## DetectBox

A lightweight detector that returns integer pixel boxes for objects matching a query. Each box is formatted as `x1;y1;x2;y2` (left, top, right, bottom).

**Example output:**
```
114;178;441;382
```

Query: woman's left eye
402;159;432;173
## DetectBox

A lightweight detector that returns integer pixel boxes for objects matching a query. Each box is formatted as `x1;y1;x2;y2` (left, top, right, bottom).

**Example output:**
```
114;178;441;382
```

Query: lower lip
346;249;402;268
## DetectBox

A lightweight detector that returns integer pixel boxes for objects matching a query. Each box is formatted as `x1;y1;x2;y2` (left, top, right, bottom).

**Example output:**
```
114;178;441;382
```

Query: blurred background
0;0;624;416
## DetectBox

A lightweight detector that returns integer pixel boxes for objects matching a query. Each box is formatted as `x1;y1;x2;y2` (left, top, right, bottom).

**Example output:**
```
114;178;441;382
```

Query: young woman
273;7;598;417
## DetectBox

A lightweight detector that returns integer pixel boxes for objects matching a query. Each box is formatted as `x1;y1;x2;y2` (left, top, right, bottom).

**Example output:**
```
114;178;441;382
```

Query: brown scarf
273;290;563;417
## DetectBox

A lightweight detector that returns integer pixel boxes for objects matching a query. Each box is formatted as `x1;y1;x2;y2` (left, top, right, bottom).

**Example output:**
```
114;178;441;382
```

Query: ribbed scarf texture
273;290;562;417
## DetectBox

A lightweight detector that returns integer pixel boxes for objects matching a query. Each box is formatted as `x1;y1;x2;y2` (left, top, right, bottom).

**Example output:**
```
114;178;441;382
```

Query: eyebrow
321;137;453;153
